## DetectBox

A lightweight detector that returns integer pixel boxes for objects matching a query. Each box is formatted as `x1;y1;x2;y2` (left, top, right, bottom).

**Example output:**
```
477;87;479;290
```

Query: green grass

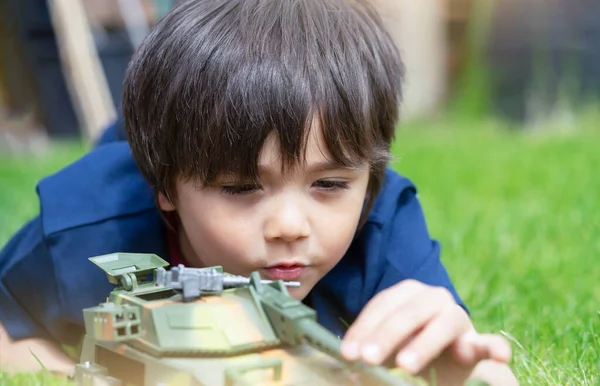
0;142;90;241
0;118;598;385
391;120;600;385
0;371;73;386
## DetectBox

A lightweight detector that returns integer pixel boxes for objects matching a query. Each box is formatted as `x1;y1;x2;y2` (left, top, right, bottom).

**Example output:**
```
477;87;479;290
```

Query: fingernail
341;341;360;360
361;344;381;364
397;351;419;373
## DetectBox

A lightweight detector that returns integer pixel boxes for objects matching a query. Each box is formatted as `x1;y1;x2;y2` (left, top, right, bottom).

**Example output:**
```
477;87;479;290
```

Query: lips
262;264;307;281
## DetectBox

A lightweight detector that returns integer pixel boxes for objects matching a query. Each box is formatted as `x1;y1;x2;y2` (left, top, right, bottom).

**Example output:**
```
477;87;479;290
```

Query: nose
264;194;310;242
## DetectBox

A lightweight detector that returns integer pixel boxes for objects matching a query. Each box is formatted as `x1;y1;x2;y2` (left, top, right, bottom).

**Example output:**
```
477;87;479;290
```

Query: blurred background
0;0;598;385
1;0;599;145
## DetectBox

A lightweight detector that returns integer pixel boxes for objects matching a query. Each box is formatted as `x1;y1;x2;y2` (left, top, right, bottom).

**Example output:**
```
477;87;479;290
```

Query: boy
0;0;517;384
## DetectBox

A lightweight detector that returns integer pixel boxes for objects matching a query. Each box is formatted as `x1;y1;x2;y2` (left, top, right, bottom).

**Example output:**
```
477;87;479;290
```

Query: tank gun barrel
221;275;300;288
156;265;299;301
253;275;426;386
293;318;418;385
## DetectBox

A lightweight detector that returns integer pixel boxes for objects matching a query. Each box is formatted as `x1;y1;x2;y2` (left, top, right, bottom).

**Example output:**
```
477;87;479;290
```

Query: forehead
258;119;335;169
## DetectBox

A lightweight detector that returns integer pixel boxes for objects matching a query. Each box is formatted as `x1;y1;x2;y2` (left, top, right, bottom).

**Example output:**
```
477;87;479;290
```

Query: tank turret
74;253;488;386
155;264;300;302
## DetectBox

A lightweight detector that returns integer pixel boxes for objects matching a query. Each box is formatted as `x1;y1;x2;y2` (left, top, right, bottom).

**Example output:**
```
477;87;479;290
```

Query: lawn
0;119;598;385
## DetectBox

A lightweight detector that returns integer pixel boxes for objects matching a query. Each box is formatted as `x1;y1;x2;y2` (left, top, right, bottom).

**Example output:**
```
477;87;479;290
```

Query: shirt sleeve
0;215;165;347
0;216;68;342
0;142;164;346
376;185;469;314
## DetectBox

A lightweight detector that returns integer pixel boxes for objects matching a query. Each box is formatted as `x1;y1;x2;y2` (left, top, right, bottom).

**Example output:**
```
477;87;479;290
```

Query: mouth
261;263;307;281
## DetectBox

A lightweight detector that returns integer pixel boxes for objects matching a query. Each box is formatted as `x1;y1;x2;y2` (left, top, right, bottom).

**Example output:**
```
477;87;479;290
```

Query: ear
157;191;176;211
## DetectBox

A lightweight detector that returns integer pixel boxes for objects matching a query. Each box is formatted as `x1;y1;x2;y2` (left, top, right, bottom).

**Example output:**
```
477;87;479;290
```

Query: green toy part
75;253;489;386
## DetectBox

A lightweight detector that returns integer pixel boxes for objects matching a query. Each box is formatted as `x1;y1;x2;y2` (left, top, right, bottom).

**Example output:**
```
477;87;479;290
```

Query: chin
286;286;307;301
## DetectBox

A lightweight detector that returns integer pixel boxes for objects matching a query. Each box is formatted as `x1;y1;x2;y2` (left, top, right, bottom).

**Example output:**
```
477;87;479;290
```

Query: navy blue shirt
0;121;467;347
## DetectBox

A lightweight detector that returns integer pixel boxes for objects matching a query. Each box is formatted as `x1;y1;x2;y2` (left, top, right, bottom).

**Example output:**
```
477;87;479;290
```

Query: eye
313;180;350;191
220;184;262;196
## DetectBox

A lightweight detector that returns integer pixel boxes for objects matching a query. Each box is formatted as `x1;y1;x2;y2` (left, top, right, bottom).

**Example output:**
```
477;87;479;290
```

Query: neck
164;210;201;267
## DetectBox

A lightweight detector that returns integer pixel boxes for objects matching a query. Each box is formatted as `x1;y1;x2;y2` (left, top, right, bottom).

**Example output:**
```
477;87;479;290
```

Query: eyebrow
257;160;365;175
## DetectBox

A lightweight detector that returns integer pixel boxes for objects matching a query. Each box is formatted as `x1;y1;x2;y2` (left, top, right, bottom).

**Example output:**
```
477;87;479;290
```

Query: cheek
313;190;366;265
178;194;260;271
320;214;358;251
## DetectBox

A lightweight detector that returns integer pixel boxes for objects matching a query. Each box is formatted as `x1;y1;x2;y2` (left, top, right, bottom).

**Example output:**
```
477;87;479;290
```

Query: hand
339;280;512;376
0;322;76;375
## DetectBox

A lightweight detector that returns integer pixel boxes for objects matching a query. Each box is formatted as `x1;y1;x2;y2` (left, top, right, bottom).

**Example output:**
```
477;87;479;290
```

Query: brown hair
123;0;404;224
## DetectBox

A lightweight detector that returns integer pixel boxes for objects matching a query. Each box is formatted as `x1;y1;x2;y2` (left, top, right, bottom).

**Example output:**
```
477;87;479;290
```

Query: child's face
158;122;370;300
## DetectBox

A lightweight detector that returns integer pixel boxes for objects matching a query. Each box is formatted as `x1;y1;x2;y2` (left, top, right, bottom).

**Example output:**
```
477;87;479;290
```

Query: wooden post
47;0;117;141
369;0;447;121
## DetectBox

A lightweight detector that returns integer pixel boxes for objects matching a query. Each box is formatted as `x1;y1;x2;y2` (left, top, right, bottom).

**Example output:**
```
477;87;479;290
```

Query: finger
354;288;454;366
477;334;512;363
449;330;479;366
344;280;424;341
452;333;512;366
394;303;472;374
341;280;424;360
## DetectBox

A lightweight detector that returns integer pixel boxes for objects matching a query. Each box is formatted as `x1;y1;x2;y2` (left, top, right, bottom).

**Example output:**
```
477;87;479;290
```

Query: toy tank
73;253;484;386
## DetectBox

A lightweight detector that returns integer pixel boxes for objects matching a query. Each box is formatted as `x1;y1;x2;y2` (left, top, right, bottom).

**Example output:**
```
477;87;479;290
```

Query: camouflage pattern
73;253;487;386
